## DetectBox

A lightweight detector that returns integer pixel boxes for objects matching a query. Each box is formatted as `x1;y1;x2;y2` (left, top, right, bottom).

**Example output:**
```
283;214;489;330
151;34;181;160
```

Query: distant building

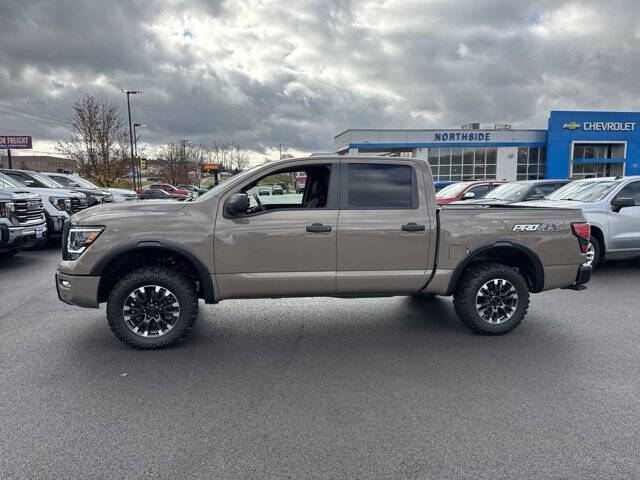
335;110;640;181
0;155;75;173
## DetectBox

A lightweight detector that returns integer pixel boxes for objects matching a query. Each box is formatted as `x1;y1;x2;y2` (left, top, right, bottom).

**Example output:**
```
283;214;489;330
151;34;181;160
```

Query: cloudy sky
1;0;640;163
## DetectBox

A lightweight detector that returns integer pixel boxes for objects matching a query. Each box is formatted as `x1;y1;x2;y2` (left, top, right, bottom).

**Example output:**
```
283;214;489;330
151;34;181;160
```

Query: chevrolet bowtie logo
563;122;581;130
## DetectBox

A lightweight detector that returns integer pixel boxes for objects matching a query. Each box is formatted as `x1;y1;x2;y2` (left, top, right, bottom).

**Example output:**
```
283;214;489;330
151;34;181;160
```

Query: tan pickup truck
56;156;592;349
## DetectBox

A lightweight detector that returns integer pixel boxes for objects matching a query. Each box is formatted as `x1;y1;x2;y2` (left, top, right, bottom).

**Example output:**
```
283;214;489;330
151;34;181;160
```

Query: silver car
526;176;640;267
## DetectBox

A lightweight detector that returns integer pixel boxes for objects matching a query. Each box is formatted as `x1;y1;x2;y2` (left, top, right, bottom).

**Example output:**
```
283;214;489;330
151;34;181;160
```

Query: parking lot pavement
1;248;639;479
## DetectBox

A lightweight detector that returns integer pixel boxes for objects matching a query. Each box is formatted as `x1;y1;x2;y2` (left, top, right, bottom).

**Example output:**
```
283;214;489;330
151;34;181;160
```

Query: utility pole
279;143;282;160
121;89;143;190
134;123;145;187
180;139;188;185
7;148;12;169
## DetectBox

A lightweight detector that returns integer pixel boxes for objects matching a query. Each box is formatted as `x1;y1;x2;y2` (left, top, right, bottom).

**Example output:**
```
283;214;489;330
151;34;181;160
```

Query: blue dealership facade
334;111;640;181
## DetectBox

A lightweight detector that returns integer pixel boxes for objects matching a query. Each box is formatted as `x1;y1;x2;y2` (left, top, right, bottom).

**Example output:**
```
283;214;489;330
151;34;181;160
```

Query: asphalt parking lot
1;247;639;479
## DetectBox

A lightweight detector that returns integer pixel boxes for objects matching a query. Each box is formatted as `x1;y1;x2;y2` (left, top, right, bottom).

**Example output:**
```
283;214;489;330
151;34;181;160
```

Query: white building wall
496;147;518;181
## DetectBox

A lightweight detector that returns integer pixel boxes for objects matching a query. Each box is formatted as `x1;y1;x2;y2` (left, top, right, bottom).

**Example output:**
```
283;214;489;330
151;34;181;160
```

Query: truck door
336;159;433;294
609;180;640;250
214;160;339;298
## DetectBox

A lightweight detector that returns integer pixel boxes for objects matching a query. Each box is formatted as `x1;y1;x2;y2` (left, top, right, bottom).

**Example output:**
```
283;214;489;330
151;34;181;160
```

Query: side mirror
69;182;80;187
225;193;249;217
611;197;635;212
526;194;544;201
462;191;476;200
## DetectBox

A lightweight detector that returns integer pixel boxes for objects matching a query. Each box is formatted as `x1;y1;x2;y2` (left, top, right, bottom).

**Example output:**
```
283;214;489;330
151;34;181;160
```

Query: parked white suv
527;176;640;267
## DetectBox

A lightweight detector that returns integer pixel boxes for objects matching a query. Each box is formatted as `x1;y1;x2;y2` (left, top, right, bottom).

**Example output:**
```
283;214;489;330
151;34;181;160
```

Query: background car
258;187;271;196
140;188;187;201
435;180;507;205
0;170;86;242
44;172;113;204
136;183;190;197
434;180;457;192
103;187;138;202
177;184;208;195
526;176;640;267
271;185;284;195
456;180;570;205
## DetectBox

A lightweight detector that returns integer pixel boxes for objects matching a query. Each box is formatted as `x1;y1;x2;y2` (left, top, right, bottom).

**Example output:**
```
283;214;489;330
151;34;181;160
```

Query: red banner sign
0;135;32;149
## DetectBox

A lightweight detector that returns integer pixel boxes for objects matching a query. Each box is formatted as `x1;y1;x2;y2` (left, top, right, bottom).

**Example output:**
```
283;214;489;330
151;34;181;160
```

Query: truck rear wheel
453;263;530;335
106;266;199;349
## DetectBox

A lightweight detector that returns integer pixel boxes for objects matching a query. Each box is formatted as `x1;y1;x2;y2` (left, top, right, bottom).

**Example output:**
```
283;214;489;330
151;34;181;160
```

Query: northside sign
433;131;492;142
0;135;32;149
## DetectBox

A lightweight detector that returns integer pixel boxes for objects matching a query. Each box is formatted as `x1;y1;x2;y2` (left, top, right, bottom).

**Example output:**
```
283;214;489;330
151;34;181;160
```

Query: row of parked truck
0;169;138;257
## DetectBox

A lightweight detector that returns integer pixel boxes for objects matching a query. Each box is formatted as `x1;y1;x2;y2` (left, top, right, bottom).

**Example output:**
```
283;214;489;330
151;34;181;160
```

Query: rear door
337;159;432;294
609;180;640;250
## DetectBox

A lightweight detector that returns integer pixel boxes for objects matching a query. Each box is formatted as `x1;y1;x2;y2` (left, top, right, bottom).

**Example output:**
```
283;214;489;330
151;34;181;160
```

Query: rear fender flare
446;241;545;295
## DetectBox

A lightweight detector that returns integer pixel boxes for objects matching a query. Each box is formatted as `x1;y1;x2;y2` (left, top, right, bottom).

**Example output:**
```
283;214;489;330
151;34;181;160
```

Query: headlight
66;226;105;259
0;201;15;218
49;197;71;211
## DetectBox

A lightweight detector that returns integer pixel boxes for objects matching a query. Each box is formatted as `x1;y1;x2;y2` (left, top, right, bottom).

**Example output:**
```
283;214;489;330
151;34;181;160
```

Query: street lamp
121;89;143;190
133;123;145;187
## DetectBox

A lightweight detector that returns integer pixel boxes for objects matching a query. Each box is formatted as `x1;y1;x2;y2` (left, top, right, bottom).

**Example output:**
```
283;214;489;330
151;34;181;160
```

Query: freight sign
0;135;32;149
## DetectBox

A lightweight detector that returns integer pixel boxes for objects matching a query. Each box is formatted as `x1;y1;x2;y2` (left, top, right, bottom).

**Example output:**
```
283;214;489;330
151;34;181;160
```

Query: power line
0;108;67;128
0;103;67;124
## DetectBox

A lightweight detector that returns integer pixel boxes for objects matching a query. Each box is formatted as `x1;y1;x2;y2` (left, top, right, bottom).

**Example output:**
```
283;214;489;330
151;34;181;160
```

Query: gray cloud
1;0;640;159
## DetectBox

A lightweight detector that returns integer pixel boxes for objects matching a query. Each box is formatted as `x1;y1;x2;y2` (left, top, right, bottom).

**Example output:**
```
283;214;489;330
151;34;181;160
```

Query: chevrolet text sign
583;122;635;132
0;135;32;149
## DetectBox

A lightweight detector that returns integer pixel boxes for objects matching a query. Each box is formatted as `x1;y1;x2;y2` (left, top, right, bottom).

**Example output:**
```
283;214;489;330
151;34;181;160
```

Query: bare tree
57;95;129;186
185;143;212;186
156;143;190;185
211;138;249;172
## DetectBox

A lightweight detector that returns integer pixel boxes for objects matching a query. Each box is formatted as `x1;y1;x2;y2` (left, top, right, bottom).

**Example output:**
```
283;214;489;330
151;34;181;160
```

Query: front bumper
563;264;592;291
55;270;101;308
0;222;47;251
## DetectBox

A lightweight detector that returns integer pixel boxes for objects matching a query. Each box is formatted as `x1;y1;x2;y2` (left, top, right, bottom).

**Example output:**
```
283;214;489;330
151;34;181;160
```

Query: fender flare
90;239;215;303
445;241;545;295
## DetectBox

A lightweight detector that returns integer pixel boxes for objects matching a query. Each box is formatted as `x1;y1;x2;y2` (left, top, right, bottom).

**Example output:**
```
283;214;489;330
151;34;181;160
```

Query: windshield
71;176;100;189
435;182;469;198
0;173;22;188
545;181;619;202
484;183;530;201
196;165;263;202
24;171;66;188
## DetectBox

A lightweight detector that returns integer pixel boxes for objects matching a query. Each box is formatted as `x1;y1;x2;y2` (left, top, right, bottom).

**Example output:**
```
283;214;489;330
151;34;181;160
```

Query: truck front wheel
106;266;199;349
453;263;530;335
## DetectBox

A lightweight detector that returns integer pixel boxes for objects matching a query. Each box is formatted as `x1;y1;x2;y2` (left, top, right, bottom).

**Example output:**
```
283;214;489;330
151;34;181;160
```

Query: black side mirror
611;197;635;212
225;193;249;216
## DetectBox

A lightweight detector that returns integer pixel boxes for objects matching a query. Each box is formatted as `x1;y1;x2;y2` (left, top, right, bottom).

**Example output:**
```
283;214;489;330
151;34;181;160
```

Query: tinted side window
346;163;414;208
469;184;491;197
614;181;640;204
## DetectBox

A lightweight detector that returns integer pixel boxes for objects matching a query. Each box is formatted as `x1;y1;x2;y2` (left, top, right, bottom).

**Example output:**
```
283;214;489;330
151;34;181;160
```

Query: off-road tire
453;262;530;335
587;235;601;268
107;266;199;349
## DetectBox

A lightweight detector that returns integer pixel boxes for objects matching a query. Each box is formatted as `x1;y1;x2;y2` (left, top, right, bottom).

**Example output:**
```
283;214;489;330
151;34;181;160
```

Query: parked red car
435;180;507;205
136;183;190;197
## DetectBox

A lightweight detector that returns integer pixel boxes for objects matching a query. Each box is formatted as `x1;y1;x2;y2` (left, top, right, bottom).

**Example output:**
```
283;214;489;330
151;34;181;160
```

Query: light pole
121;89;143;190
134;123;145;187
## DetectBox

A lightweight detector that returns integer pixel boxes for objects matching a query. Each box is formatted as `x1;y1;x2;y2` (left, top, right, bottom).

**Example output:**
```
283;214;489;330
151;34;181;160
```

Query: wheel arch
589;225;606;260
92;240;215;304
446;241;545;295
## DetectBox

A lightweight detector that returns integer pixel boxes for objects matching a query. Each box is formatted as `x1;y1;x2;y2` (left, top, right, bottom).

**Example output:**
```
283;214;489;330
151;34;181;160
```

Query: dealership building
334;111;640;181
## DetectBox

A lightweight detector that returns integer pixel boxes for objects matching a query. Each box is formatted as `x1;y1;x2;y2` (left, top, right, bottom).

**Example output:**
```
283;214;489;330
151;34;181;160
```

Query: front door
337;160;433;294
609;180;640;250
214;160;339;298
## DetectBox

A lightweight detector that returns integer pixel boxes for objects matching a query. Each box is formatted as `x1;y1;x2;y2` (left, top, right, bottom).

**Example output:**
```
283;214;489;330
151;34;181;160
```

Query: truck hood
71;199;188;223
451;198;509;205
0;188;40;201
518;199;586;209
1;186;84;198
104;187;137;195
